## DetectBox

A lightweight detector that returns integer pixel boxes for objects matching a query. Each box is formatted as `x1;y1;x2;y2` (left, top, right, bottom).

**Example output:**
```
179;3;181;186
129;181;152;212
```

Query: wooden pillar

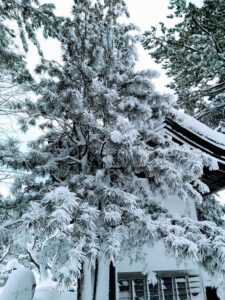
109;262;116;300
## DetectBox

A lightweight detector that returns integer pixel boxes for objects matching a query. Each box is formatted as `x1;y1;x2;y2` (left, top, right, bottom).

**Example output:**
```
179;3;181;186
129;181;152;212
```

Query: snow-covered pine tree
0;0;61;276
2;0;225;299
0;0;60;83
143;0;225;128
196;194;225;226
0;0;63;131
0;0;61;140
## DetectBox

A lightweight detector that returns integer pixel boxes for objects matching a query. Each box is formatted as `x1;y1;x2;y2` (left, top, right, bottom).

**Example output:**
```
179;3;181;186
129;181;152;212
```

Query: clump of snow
110;130;123;143
174;110;225;148
102;154;113;167
1;269;36;300
1;258;24;276
146;271;158;286
187;0;203;8
1;259;25;284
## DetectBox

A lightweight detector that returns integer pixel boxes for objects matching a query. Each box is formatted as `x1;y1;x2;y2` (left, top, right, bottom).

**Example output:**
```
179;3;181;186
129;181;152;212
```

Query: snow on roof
173;110;225;149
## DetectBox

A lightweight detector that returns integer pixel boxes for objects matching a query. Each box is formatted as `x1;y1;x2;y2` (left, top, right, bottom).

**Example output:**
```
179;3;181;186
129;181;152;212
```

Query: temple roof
156;113;225;194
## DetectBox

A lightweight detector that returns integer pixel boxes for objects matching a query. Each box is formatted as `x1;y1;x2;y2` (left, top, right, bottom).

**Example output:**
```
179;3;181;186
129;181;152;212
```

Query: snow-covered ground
0;286;76;300
33;287;76;300
0;267;77;300
0;269;35;300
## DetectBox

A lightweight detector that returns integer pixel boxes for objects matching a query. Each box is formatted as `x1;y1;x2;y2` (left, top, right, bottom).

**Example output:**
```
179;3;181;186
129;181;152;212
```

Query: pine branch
26;248;40;271
192;17;225;60
205;81;225;91
0;244;10;263
1;219;22;228
167;40;201;53
195;102;225;120
50;173;62;183
55;155;82;165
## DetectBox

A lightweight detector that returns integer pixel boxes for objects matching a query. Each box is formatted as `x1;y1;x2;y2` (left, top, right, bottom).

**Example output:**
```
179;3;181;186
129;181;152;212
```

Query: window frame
118;271;204;300
118;272;149;300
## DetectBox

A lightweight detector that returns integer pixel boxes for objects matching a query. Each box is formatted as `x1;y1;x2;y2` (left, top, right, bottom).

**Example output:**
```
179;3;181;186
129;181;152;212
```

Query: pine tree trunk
81;260;92;300
94;256;110;300
93;259;98;300
77;263;84;300
109;262;116;300
39;264;48;282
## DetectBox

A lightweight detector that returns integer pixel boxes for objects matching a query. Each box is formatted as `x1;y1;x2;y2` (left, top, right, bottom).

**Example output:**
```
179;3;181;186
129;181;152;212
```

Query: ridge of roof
173;110;225;149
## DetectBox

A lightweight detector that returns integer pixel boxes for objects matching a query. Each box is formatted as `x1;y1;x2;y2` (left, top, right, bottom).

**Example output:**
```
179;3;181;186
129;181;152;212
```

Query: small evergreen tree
143;0;225;128
1;1;225;299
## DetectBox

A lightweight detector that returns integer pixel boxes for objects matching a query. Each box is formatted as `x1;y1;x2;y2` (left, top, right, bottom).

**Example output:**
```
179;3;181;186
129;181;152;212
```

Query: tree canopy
143;0;225;128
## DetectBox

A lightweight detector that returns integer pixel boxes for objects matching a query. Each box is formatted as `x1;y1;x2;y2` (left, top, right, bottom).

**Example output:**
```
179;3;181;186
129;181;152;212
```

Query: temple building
114;113;225;300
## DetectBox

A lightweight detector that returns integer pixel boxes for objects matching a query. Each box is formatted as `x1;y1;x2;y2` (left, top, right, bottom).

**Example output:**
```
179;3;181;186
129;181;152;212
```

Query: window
118;273;148;300
118;272;204;300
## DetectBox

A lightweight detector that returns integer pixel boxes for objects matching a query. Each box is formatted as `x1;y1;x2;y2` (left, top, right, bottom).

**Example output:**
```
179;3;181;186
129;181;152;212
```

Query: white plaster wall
116;241;197;273
116;195;198;273
162;194;198;220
